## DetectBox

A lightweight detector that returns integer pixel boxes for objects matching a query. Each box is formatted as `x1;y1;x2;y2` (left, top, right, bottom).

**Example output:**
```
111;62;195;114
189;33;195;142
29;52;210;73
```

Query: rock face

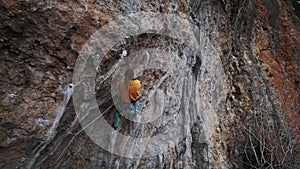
0;0;299;169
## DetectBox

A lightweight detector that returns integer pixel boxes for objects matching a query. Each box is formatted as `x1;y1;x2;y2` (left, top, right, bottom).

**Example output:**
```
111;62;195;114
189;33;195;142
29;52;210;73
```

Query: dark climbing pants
113;101;138;129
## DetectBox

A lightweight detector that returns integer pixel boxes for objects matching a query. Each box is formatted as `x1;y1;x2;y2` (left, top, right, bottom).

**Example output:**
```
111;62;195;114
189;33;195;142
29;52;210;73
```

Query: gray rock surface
0;0;299;168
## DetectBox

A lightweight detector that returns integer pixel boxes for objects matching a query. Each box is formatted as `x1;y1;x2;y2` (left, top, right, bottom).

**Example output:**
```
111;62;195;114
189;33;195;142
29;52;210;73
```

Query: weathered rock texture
0;0;299;169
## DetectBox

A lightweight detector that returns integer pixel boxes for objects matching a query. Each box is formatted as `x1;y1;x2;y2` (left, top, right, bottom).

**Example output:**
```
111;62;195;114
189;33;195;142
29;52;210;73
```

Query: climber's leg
129;101;138;115
134;101;139;110
113;111;120;130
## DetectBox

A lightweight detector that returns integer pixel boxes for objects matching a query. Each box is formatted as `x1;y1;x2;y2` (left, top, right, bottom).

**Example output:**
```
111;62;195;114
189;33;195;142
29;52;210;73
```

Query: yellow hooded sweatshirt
119;79;140;103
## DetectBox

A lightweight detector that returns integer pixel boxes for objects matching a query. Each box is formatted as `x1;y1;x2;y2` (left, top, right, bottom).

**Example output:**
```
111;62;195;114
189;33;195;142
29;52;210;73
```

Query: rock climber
113;69;140;130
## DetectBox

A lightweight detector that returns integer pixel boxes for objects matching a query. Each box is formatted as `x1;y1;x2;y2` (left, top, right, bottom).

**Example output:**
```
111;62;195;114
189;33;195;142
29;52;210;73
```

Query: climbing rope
51;104;114;168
